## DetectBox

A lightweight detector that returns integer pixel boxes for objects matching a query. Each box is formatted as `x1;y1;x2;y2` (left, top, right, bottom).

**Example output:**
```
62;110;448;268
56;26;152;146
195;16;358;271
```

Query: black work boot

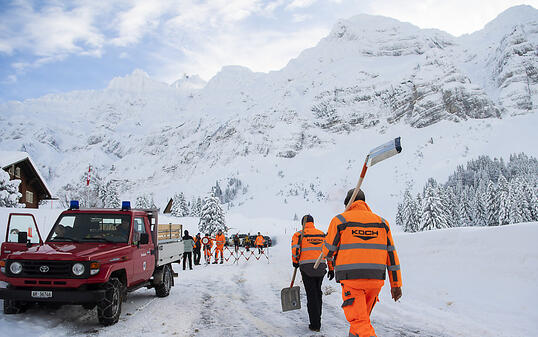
308;324;320;332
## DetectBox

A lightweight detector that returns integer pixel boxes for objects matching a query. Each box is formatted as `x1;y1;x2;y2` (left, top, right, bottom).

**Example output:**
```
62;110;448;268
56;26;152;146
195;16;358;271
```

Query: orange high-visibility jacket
194;236;201;249
215;233;226;248
321;200;402;288
254;235;265;246
291;222;333;277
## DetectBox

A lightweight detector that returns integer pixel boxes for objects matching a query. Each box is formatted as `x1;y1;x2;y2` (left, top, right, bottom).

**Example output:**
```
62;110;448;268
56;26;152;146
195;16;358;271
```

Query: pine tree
457;187;474;227
0;170;23;207
191;197;202;216
529;182;538;221
401;190;419;232
508;177;531;224
171;193;189;217
395;202;404;228
198;193;227;234
135;194;154;209
473;178;489;226
213;181;223;203
497;174;510;225
103;181;120;208
420;185;449;231
486;180;499;226
439;186;455;227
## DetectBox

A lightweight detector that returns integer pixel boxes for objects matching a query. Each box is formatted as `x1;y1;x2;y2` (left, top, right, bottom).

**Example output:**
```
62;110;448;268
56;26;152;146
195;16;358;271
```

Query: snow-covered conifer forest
397;153;538;231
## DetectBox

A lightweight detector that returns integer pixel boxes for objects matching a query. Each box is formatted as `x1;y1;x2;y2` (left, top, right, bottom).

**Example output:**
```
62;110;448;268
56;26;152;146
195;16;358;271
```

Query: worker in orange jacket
202;233;213;265
254;232;265;254
214;229;226;264
291;215;333;332
321;189;402;337
193;233;202;265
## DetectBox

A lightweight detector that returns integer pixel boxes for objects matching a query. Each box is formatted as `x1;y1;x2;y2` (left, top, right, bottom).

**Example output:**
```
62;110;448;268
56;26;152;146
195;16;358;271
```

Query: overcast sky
0;0;536;102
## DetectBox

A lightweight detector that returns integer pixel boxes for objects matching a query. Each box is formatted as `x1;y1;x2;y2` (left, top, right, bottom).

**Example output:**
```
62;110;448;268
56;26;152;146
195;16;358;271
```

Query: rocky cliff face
0;6;536;197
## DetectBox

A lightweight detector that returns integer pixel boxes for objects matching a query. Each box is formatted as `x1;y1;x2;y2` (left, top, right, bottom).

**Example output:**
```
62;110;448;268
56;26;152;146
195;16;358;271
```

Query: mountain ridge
0;6;536;218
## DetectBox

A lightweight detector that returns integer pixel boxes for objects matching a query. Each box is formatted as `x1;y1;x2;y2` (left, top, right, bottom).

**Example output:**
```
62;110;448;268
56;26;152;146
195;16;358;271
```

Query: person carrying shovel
291;215;333;332
321;189;402;337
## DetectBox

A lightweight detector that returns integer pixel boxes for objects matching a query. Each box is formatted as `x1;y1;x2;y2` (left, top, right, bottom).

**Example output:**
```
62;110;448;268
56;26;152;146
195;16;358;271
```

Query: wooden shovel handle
290;267;298;288
315;156;370;269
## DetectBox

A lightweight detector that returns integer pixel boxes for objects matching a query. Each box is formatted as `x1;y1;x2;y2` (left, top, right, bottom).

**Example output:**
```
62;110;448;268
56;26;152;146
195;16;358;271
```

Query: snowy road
2;223;537;337
0;248;447;337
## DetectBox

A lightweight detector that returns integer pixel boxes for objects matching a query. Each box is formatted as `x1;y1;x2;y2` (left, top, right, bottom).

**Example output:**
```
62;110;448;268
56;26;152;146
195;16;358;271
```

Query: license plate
31;291;52;298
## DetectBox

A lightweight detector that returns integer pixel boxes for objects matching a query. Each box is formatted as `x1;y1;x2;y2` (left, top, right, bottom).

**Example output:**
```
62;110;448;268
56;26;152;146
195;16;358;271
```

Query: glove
293;262;299;268
391;286;402;301
327;270;334;280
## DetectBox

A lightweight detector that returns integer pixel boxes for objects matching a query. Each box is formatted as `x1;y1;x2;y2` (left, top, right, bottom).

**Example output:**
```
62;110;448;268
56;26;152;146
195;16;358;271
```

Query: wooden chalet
0;151;53;208
163;198;173;214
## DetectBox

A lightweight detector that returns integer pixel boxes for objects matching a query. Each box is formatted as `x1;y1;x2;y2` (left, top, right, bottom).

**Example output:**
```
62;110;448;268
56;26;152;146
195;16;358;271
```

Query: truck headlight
10;262;22;275
0;260;5;274
72;263;85;276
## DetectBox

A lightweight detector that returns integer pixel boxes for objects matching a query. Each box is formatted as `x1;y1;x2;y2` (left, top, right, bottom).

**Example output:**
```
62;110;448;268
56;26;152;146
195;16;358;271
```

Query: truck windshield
47;213;132;244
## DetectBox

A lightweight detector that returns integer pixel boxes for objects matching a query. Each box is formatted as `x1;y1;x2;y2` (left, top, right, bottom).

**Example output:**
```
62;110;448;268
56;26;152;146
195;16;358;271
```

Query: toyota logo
40;265;49;273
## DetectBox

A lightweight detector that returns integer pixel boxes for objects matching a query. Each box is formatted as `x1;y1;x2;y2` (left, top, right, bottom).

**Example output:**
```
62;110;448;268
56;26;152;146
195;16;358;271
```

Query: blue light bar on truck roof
69;200;79;210
121;201;131;211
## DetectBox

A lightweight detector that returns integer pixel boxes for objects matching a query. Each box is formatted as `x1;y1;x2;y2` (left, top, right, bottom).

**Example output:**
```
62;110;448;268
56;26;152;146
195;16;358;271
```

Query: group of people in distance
292;188;402;336
181;230;266;269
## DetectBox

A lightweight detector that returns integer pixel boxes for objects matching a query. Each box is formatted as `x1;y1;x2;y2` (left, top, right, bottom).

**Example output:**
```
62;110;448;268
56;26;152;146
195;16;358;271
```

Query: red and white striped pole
86;165;91;186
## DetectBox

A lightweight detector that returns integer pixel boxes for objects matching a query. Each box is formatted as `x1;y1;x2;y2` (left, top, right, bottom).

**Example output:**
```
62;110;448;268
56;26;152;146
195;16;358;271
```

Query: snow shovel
313;137;402;269
281;268;301;312
281;216;308;312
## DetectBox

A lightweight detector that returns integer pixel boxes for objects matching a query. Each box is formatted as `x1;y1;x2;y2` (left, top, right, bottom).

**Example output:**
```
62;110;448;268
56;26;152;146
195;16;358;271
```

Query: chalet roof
0;151;53;198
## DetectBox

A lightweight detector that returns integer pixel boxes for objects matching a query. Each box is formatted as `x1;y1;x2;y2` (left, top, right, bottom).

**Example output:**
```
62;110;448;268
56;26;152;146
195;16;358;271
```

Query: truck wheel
155;264;172;298
97;278;123;326
4;299;27;314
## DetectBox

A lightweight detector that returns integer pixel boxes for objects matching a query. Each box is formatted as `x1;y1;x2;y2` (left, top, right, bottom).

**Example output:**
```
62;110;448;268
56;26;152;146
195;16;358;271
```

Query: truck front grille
19;260;73;278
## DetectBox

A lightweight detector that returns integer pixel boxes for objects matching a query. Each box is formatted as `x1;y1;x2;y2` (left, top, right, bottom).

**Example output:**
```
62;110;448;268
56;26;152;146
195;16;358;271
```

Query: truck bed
157;239;184;266
155;223;183;266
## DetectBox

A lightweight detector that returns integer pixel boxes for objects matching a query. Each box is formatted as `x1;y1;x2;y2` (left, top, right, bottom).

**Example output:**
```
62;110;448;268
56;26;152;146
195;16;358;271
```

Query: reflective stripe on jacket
291;222;331;277
255;235;265;246
321;200;402;287
215;234;226;248
193;236;201;250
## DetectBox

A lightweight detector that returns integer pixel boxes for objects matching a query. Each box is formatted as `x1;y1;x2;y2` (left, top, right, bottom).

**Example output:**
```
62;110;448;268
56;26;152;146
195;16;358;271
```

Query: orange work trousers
214;246;224;260
204;247;212;263
341;284;381;337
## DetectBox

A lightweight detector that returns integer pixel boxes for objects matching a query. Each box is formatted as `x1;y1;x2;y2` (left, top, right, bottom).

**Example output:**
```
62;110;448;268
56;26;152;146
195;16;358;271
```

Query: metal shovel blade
281;286;301;312
368;137;402;167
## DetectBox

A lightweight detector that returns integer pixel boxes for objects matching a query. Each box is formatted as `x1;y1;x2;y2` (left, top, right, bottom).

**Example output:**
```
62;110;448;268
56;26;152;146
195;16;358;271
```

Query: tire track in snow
189;268;282;337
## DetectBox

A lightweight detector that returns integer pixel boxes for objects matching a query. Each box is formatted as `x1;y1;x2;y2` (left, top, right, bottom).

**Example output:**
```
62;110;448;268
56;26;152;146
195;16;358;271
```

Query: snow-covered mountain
0;5;537;222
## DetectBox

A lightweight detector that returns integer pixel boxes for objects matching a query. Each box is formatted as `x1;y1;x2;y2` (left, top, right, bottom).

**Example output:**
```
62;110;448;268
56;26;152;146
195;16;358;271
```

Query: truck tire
97;278;123;326
4;299;27;314
155;264;172;298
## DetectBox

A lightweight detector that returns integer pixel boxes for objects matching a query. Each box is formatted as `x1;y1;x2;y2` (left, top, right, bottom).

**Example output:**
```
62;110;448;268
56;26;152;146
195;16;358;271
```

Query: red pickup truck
0;201;184;325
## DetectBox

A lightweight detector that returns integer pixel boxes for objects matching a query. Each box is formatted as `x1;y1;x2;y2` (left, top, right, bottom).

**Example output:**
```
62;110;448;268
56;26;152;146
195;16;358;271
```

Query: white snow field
0;208;536;337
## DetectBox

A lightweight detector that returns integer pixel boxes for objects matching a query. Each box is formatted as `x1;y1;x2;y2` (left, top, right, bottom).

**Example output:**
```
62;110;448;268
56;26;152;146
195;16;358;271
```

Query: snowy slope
0;6;537;226
0;208;536;337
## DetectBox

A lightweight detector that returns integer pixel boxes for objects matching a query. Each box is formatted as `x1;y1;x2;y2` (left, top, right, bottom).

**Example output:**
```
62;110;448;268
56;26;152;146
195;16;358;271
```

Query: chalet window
26;191;33;204
8;166;14;176
15;166;21;178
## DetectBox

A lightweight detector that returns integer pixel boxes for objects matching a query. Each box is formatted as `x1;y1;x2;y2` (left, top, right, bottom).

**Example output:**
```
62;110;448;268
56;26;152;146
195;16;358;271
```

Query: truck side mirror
139;233;149;245
17;231;28;244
